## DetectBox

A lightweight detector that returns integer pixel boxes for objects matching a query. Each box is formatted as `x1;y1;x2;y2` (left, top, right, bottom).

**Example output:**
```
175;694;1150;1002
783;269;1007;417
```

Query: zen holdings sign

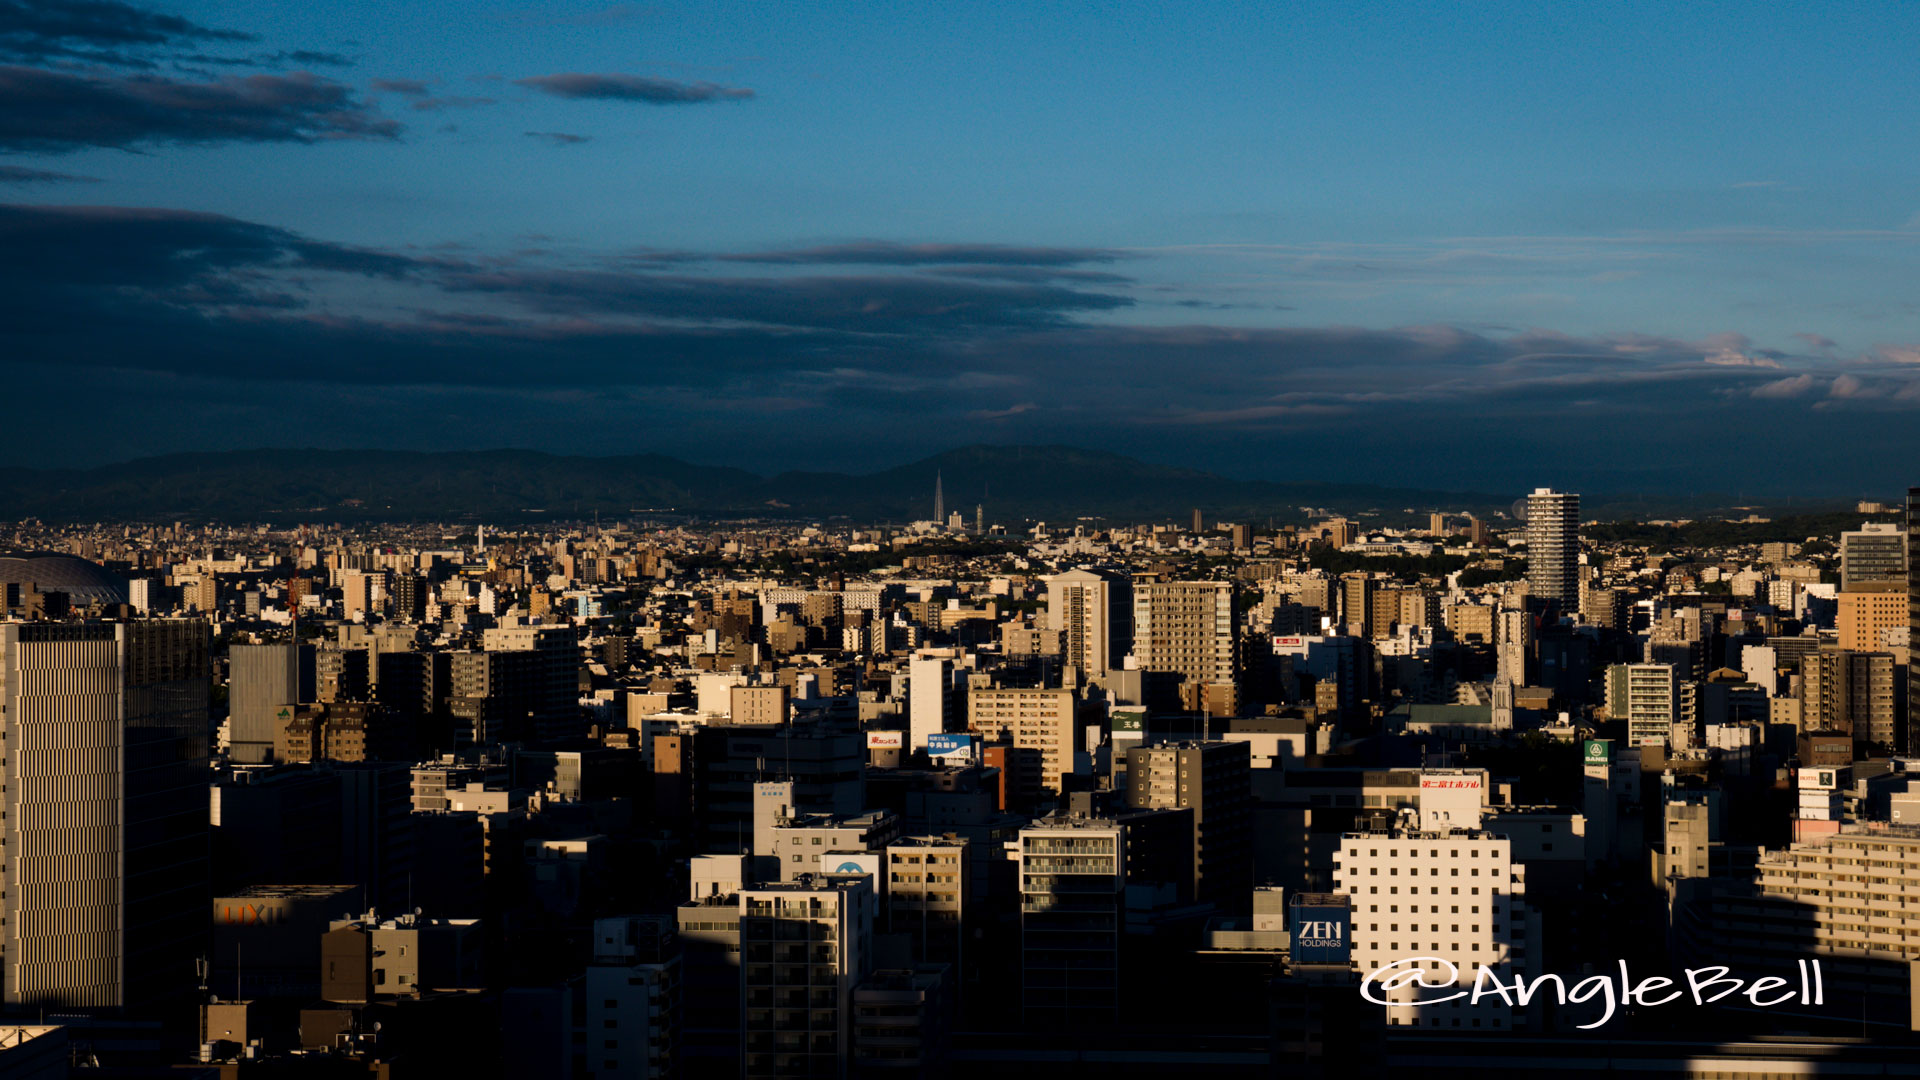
1291;902;1352;964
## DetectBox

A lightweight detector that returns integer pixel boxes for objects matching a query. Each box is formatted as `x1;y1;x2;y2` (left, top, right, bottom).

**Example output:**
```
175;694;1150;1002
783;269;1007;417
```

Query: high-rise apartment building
1681;823;1920;1029
0;620;211;1013
968;688;1076;796
884;837;969;975
1495;608;1532;686
1016;817;1125;1027
1606;662;1682;746
481;625;582;741
740;875;875;1079
1524;488;1580;606
1340;573;1374;637
1131;579;1236;688
1800;647;1900;749
314;645;370;703
1123;741;1253;909
1045;568;1131;678
390;574;427;623
582;915;680;1080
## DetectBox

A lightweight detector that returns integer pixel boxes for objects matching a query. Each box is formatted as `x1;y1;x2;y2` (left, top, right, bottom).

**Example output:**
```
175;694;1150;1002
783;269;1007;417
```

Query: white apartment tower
1046;568;1130;679
1524;488;1580;606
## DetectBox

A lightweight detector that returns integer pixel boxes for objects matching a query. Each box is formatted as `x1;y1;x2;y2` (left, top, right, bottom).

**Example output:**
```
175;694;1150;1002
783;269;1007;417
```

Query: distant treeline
1585;511;1898;549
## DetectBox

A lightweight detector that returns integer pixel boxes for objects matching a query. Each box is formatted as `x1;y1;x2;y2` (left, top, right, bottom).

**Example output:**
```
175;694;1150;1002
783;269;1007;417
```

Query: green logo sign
1583;739;1610;763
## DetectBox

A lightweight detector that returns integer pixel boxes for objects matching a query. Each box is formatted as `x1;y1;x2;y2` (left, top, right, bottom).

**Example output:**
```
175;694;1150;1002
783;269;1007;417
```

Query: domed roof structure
0;553;129;606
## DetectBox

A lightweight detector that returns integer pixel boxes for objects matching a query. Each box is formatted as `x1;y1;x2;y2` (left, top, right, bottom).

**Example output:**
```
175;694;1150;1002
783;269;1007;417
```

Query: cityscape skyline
6;2;1920;1075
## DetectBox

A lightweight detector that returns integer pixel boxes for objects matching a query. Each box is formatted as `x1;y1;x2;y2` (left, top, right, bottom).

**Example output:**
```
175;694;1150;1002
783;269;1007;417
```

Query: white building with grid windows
1333;829;1543;1031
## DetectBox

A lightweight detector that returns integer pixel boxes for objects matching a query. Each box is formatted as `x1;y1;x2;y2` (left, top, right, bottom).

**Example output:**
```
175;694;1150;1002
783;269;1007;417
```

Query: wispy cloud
370;77;429;96
0;66;399;151
515;72;753;103
0;0;252;68
719;241;1122;267
0;164;99;183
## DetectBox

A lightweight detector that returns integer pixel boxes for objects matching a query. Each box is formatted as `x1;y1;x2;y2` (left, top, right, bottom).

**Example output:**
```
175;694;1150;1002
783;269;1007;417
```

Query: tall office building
0;620;211;1013
1837;582;1907;651
1841;522;1907;591
227;641;315;765
1131;579;1237;689
1045;568;1131;678
1123;741;1253;909
1524;488;1580;606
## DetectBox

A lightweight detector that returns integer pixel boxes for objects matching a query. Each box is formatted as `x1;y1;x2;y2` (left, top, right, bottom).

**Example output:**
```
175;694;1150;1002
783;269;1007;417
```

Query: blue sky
3;0;1920;494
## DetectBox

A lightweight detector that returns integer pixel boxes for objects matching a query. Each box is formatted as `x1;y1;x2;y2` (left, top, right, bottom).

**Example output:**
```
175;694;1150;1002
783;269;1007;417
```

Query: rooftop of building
892;834;971;848
328;911;481;931
779;809;896;830
742;872;872;894
214;884;362;901
1341;828;1507;841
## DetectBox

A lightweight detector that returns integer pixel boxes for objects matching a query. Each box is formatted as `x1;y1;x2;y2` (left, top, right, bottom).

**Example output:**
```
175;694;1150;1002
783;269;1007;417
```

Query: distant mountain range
0;445;1530;524
0;445;1869;525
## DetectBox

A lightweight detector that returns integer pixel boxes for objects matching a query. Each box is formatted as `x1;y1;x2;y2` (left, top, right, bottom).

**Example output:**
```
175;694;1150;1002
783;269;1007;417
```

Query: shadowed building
0;619;210;1015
